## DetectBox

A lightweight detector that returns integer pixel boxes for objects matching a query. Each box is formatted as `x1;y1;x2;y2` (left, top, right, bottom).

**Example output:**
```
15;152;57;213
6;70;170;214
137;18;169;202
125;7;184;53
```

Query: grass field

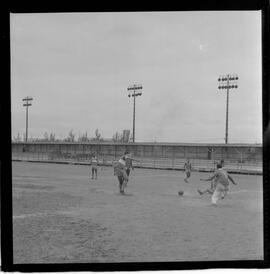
12;161;263;263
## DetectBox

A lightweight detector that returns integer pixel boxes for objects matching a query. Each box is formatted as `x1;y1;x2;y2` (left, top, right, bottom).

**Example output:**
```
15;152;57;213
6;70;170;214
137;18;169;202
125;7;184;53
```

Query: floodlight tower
22;96;33;143
127;84;143;143
218;74;238;144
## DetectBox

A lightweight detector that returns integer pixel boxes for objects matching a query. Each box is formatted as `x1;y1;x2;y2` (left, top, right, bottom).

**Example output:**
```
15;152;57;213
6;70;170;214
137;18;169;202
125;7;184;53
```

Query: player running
200;163;237;205
90;154;98;180
183;159;192;183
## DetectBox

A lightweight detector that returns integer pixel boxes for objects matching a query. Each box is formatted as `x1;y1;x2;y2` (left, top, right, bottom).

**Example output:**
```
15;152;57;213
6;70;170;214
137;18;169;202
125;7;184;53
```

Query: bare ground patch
13;213;116;264
13;191;82;216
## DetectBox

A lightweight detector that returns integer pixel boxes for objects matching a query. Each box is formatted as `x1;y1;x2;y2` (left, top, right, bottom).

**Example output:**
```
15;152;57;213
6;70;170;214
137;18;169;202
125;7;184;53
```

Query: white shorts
211;183;229;204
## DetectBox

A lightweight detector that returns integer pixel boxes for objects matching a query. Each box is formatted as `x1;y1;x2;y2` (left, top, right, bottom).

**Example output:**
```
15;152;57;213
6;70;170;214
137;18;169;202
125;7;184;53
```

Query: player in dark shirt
114;152;129;194
183;159;192;183
125;153;134;177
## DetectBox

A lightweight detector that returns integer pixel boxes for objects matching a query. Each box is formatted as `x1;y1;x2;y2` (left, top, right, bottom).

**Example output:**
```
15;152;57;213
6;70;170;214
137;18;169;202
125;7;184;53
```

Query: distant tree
112;132;118;142
122;130;130;143
13;132;22;142
95;129;101;140
49;133;56;141
43;132;49;141
78;131;89;142
119;133;124;142
91;129;103;141
65;130;75;142
112;131;123;142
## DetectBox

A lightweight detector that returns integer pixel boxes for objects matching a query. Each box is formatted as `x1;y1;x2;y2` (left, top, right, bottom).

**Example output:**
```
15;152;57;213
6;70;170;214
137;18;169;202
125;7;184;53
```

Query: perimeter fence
12;142;262;175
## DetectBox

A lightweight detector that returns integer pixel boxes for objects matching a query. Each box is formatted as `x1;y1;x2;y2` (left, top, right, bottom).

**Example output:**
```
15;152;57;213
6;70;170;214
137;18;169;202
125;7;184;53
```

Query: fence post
172;147;175;170
154;146;156;169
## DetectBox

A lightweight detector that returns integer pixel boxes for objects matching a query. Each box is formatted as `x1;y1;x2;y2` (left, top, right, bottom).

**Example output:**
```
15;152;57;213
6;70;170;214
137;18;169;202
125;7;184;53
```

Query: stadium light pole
127;84;143;143
22;96;33;143
218;74;238;144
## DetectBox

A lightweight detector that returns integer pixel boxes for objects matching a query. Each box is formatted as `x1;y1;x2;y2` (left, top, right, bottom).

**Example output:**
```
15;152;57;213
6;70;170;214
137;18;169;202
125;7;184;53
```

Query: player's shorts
208;188;214;194
114;165;128;181
186;171;191;178
92;166;97;171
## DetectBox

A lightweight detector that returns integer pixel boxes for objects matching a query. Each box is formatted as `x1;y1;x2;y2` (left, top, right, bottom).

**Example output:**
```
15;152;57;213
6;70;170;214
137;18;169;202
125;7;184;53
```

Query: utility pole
127;84;142;143
218;74;238;144
22;96;33;143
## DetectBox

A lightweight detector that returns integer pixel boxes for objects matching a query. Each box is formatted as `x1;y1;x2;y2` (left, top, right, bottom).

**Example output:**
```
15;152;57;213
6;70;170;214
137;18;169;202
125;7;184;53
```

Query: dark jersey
125;158;133;169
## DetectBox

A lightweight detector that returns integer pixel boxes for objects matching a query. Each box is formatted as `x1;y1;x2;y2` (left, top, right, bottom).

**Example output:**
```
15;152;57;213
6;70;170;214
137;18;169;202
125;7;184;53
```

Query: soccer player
198;159;226;196
200;163;237;205
183;159;192;183
90;154;98;180
125;152;134;178
114;152;129;194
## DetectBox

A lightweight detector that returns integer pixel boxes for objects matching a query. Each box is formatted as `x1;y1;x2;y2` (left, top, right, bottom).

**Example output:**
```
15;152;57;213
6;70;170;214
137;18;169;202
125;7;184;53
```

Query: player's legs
122;176;128;193
94;167;97;179
91;167;95;179
122;169;128;182
118;176;124;194
207;188;214;194
211;189;219;205
198;188;206;195
198;188;213;195
126;168;131;177
221;186;229;199
211;186;221;205
211;184;224;205
184;171;189;183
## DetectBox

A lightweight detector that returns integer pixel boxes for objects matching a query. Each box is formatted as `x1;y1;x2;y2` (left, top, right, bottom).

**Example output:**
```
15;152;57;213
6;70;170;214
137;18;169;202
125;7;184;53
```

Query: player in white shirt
91;154;98;180
200;163;237;205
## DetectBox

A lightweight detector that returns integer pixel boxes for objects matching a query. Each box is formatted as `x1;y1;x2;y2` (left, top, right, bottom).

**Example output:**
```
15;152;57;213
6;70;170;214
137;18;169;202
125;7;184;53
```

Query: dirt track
12;161;263;263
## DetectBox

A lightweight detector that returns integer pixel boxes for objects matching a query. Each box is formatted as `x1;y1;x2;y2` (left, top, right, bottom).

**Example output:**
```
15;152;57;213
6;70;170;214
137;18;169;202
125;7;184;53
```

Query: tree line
12;129;132;143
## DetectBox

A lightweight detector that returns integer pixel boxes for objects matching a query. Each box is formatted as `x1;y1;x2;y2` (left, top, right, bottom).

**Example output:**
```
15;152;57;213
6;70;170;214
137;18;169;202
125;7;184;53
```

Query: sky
10;11;262;143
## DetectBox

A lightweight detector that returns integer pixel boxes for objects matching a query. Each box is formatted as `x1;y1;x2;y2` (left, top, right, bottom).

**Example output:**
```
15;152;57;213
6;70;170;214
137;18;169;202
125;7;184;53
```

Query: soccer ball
178;190;184;196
